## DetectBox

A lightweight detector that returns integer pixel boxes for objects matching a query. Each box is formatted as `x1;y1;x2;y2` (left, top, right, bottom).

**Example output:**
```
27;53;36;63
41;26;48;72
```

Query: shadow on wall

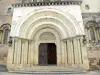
0;44;8;65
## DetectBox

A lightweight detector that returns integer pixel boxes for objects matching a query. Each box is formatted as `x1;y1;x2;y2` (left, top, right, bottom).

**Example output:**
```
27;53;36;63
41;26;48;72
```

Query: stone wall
0;45;8;65
82;13;100;70
88;47;100;70
0;0;16;27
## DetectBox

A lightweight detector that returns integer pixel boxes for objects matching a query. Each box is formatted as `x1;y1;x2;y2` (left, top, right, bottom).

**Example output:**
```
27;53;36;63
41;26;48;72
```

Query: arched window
0;24;11;44
89;25;96;41
85;21;100;43
3;29;10;44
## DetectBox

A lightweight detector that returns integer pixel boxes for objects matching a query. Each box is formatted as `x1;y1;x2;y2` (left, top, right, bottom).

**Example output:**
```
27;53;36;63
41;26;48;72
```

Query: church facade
7;0;90;72
0;0;99;72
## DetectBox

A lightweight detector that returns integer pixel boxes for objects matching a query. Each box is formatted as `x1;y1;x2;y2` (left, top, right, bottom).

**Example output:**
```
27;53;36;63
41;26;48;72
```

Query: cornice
12;1;82;7
82;13;100;19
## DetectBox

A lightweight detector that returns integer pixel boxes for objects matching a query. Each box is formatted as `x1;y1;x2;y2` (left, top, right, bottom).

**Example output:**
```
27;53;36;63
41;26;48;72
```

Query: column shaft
16;39;21;65
61;41;65;65
77;38;82;64
65;41;68;65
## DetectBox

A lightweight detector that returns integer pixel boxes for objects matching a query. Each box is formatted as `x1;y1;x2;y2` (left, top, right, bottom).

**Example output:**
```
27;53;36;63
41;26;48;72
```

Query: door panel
39;43;48;65
48;43;57;65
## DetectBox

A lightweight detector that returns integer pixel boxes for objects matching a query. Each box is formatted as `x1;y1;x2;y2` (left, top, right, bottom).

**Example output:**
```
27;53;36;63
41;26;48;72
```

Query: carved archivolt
11;8;84;40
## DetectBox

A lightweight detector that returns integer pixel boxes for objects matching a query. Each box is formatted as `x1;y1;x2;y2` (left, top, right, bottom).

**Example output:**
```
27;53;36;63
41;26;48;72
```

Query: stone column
30;41;34;66
81;37;89;70
85;29;89;44
70;40;74;65
1;30;4;44
88;29;91;41
16;39;21;66
23;40;28;67
73;38;79;65
1;32;3;44
33;41;38;65
0;31;2;43
7;38;15;69
65;41;68;66
96;29;100;41
99;29;100;40
21;40;25;66
57;40;62;66
61;41;65;65
94;29;98;42
27;41;30;66
77;38;82;64
13;38;18;65
67;40;72;65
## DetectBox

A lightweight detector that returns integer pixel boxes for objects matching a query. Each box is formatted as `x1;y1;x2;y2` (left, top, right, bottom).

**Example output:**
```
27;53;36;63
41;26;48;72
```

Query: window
89;25;96;41
86;22;100;43
85;5;90;10
7;8;12;13
3;29;10;44
0;24;11;44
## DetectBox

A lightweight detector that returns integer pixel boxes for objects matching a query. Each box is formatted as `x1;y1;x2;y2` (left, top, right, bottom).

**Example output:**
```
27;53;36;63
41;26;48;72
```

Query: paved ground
0;65;100;75
0;71;100;75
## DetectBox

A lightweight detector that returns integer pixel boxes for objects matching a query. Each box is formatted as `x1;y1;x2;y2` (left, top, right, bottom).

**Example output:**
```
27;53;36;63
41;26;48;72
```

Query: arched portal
33;28;61;65
38;31;57;66
7;8;89;71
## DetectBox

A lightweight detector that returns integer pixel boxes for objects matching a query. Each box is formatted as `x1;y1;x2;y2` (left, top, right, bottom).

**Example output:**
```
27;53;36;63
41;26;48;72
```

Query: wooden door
39;43;48;65
48;43;57;65
39;43;57;65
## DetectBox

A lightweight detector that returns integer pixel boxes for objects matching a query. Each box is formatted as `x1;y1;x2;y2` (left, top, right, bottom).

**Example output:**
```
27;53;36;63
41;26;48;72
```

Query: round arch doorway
39;43;57;66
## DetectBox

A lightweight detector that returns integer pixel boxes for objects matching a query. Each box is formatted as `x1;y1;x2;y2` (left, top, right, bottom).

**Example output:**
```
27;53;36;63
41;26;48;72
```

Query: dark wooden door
39;43;48;65
39;43;57;65
48;43;57;65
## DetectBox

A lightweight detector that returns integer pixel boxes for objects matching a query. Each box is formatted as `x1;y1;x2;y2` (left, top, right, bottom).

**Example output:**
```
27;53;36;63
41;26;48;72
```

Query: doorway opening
39;43;57;66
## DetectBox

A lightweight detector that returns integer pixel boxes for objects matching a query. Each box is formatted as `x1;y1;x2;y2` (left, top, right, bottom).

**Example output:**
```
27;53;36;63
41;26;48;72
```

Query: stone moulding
12;1;82;7
10;8;84;39
82;13;100;26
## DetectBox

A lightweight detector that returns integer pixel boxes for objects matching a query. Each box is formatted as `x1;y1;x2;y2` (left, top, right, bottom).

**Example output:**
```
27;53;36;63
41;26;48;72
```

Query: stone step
12;70;87;74
0;65;7;72
10;66;87;74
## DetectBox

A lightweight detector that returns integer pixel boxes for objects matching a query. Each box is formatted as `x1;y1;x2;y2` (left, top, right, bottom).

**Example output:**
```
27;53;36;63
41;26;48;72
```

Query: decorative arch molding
30;24;64;40
39;32;56;41
0;23;11;30
20;16;71;36
22;20;71;39
34;28;60;42
33;26;62;41
85;21;99;28
83;16;100;27
11;8;84;39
